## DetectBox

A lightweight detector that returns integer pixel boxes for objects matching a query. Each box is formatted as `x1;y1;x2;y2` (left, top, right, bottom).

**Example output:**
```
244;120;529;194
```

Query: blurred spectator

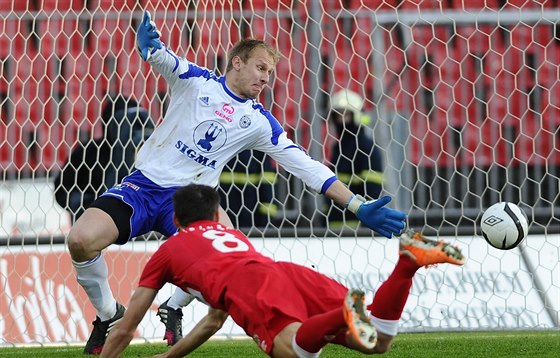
326;89;384;229
54;95;154;222
219;150;279;229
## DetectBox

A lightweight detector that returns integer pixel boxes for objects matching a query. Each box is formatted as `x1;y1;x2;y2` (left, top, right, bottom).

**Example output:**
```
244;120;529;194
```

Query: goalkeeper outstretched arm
324;180;407;238
264;137;406;239
135;11;197;91
136;10;163;61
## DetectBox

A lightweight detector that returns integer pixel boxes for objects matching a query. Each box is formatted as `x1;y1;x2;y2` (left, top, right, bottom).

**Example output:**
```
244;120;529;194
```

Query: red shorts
224;261;348;355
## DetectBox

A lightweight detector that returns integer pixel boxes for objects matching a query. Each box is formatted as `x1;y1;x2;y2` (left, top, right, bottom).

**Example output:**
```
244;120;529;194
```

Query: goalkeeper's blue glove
346;194;407;238
137;10;163;61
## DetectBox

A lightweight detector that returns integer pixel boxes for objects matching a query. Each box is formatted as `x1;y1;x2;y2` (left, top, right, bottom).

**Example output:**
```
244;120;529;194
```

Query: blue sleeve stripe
321;176;338;194
252;102;284;145
165;48;180;73
179;64;219;81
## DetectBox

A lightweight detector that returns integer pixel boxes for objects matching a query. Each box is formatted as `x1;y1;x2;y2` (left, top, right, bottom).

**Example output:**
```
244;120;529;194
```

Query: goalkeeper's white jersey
135;47;336;193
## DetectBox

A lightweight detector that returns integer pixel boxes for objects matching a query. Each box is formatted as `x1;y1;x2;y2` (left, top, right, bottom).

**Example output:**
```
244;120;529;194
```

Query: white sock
291;336;321;358
167;288;195;309
370;315;399;337
73;253;117;321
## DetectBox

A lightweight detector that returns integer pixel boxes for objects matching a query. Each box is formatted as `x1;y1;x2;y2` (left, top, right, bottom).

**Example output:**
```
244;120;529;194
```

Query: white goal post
0;1;559;346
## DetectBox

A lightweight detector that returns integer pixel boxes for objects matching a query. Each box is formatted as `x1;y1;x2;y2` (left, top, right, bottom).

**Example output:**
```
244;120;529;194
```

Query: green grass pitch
0;331;558;357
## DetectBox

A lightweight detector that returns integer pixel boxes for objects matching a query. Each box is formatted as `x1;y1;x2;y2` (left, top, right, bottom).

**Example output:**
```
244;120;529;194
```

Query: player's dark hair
173;184;220;227
226;38;279;72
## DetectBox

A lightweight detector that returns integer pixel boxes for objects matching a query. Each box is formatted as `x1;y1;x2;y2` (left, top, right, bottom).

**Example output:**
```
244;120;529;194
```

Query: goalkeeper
68;10;407;355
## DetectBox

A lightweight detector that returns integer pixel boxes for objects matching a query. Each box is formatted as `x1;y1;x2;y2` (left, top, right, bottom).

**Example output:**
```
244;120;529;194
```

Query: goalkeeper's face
228;47;275;99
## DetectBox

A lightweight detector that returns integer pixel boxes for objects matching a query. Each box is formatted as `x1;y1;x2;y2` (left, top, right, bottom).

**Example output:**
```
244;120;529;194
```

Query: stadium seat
514;117;542;166
0;0;32;11
397;0;449;10
539;0;558;8
276;32;306;130
0;2;47;174
36;2;85;58
451;0;500;10
503;0;546;9
541;86;560;165
9;44;47;173
146;0;199;53
245;0;291;11
408;111;449;169
88;0;138;57
349;0;397;11
190;0;242;69
0;0;37;56
97;0;138;11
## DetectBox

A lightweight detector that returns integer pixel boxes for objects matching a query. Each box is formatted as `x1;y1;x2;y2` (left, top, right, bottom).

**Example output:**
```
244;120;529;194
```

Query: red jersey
138;220;348;354
139;220;274;308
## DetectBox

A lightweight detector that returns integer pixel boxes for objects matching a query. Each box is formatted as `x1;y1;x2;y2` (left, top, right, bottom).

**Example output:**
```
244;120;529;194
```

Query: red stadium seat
451;0;500;10
40;0;84;10
483;41;509;125
541;80;560;165
515;118;541;166
38;53;77;171
349;0;397;10
0;2;38;173
37;0;85;62
89;15;129;57
95;0;138;11
244;0;292;11
145;0;199;52
407;109;454;169
189;0;242;69
0;0;38;56
539;0;558;7
0;0;33;11
397;0;450;10
503;0;547;8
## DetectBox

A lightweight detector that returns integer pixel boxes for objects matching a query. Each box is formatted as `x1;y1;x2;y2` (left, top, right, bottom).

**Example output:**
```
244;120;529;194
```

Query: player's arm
136;10;190;85
101;287;158;358
136;10;163;61
154;307;229;358
261;129;407;238
324;180;406;238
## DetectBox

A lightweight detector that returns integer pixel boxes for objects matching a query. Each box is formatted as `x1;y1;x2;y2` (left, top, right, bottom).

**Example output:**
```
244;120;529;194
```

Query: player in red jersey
102;184;466;357
101;184;378;358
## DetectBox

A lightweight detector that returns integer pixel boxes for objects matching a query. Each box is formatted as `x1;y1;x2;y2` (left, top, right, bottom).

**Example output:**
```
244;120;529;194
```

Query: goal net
1;0;558;346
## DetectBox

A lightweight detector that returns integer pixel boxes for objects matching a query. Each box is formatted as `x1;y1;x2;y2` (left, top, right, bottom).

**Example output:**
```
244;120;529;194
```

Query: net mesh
0;0;558;344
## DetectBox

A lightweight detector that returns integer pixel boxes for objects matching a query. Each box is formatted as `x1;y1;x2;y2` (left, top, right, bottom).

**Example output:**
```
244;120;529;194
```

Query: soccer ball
480;202;529;250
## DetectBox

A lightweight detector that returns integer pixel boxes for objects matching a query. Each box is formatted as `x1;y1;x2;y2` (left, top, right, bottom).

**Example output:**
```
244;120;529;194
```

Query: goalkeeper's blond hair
226;38;280;73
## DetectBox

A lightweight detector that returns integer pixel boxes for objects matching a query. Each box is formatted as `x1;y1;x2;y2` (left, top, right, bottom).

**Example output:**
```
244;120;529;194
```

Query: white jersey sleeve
145;46;189;89
250;106;337;194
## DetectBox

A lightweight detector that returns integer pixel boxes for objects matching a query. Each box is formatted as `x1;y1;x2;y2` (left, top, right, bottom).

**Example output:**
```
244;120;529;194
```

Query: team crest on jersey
239;115;251;129
193;120;227;153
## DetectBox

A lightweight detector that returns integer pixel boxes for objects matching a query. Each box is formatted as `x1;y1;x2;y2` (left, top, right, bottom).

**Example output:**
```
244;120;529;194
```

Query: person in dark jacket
54;95;153;222
327;89;384;229
218;149;279;229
